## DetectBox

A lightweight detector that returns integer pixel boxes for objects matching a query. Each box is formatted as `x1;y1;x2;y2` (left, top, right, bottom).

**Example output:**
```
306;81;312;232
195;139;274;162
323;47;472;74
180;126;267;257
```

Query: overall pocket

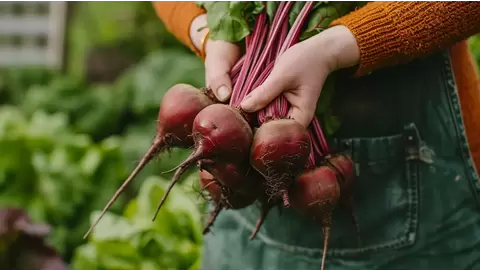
230;123;421;258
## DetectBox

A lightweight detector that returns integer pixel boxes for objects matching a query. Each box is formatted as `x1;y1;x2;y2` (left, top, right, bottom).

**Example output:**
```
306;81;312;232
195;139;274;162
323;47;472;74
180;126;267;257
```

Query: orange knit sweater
152;1;480;174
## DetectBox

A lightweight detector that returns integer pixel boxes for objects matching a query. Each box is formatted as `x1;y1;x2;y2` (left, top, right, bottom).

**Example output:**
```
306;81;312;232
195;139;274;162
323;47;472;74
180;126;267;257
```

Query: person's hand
190;14;241;102
240;25;361;127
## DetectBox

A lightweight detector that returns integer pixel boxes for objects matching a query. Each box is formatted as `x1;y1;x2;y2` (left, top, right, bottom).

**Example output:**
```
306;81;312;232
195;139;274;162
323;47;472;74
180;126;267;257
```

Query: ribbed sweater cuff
331;1;480;77
152;2;206;54
330;2;405;77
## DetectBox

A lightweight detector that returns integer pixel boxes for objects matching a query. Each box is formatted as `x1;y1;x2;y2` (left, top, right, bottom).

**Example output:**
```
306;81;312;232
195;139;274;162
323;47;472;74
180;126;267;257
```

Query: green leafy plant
72;175;203;270
0;106;129;260
198;1;361;43
0;45;206;265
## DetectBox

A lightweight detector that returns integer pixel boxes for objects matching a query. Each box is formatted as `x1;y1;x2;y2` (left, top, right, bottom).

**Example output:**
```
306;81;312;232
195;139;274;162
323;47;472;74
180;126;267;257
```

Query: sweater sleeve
152;1;206;54
330;1;480;77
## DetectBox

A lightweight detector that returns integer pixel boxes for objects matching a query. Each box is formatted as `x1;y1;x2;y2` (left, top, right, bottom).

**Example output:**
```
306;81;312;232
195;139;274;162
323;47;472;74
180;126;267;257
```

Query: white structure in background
0;1;67;68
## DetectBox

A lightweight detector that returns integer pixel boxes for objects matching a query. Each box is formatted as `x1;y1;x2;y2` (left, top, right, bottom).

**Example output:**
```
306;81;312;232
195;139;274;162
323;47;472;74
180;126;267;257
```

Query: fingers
239;68;321;128
287;103;316;128
240;67;290;112
205;40;240;102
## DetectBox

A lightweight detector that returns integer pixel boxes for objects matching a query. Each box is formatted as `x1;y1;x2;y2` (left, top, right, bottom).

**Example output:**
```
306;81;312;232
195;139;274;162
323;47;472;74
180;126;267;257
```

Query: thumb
205;41;240;102
240;68;289;112
206;69;233;103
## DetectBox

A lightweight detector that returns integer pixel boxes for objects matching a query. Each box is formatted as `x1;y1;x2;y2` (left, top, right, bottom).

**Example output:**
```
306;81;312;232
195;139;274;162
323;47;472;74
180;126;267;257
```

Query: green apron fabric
201;51;480;269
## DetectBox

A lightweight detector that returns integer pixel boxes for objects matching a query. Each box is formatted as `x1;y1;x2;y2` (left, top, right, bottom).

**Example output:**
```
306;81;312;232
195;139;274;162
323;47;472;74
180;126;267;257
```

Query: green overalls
201;51;480;269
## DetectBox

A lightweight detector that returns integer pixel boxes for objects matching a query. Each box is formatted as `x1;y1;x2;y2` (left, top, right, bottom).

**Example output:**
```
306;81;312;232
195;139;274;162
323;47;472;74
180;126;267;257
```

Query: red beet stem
259;2;315;123
276;19;289;57
237;3;293;104
312;117;330;155
277;1;315;56
307;148;316;169
230;13;267;106
231;56;245;85
309;129;324;158
241;23;269;99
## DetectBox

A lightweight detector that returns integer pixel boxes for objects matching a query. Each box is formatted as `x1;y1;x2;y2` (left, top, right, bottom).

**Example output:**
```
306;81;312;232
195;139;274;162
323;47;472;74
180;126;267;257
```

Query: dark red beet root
198;159;263;196
199;170;256;234
190;104;253;162
251;119;311;207
152;104;254;220
84;84;217;239
199;170;222;203
326;154;360;245
290;166;341;270
199;170;223;234
326;154;355;193
157;84;219;148
199;170;255;209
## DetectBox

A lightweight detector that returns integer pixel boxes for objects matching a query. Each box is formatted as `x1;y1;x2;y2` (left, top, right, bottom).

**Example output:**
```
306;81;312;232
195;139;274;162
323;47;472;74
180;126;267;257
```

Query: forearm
331;1;480;76
152;1;206;54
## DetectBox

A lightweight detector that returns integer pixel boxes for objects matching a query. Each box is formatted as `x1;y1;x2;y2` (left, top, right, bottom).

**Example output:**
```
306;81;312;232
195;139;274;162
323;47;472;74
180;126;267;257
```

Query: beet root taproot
199;170;222;203
290;166;341;270
198;159;263;196
250;118;311;207
150;104;255;220
248;195;278;240
84;84;218;239
197;160;275;241
199;170;256;234
326;154;360;245
199;169;256;209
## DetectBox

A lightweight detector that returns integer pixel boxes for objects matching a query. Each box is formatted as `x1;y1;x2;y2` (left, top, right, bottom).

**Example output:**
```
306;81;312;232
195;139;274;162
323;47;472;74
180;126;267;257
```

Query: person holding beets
153;1;480;269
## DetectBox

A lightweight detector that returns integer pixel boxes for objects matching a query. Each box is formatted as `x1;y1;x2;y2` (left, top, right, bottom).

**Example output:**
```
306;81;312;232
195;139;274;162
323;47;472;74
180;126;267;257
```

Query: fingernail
240;95;255;111
217;85;230;102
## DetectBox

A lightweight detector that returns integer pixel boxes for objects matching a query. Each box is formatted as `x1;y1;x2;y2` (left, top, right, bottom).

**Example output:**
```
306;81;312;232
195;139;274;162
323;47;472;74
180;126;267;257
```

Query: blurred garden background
0;1;479;270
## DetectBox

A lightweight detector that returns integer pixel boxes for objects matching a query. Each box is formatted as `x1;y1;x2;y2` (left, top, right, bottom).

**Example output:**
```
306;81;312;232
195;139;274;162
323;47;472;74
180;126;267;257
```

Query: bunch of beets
85;2;361;269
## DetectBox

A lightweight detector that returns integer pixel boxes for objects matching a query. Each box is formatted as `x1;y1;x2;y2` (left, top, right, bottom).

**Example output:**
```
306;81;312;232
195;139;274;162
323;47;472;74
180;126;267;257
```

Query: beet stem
203;203;223;235
238;3;293;105
230;14;266;106
312;118;330;155
259;2;314;123
277;1;315;56
83;137;165;239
